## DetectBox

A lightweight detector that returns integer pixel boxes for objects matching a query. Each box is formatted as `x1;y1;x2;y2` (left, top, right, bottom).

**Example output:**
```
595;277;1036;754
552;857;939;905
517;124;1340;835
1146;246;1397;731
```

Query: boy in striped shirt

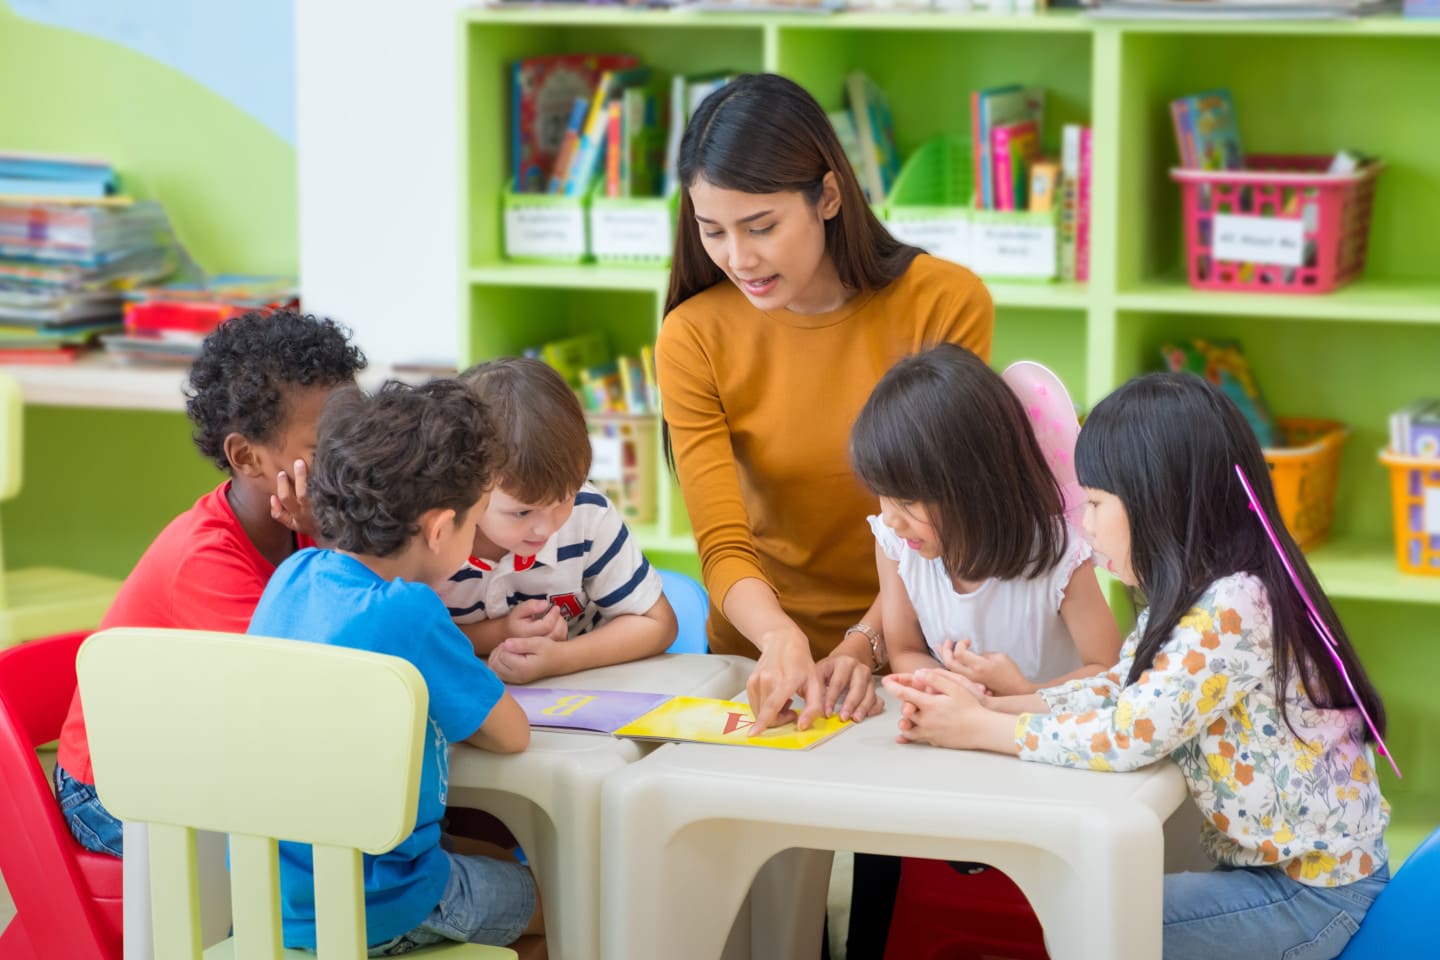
438;357;677;683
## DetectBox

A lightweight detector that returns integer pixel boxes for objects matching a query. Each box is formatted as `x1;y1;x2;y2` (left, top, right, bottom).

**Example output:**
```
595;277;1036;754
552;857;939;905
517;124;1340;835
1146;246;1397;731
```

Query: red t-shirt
57;481;312;783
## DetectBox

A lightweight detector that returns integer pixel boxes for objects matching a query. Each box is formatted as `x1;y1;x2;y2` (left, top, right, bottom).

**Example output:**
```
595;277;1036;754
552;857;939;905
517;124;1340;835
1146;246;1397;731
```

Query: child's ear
223;433;264;478
422;507;458;554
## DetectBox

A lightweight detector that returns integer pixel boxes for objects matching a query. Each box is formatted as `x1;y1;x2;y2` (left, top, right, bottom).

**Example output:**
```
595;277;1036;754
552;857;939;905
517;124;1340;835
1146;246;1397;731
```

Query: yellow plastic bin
1263;418;1348;552
587;413;657;525
1379;450;1440;576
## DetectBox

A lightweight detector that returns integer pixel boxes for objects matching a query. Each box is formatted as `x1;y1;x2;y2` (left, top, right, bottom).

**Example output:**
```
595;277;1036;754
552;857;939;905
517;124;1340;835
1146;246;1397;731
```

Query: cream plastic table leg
123;822;231;960
448;652;755;960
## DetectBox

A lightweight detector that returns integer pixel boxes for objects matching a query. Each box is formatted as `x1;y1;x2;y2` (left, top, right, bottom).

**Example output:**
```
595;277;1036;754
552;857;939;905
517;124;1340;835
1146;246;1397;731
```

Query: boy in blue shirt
249;379;543;957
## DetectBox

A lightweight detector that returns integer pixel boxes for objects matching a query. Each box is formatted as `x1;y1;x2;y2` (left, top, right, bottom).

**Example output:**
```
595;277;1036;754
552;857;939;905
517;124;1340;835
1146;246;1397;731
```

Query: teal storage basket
503;178;589;264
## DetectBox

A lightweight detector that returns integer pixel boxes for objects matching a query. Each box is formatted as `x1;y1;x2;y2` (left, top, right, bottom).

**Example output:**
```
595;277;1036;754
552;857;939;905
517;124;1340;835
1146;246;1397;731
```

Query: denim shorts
367;850;537;956
1164;862;1389;960
54;763;124;858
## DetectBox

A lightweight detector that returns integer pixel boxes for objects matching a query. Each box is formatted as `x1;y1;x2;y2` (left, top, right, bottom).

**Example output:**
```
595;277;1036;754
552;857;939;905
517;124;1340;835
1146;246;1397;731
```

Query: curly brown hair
310;379;503;556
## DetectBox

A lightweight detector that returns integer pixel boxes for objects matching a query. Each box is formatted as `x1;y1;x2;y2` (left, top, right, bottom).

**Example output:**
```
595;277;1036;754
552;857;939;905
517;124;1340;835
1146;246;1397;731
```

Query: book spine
1076;127;1093;283
970;90;985;209
548;98;589;195
606;100;623;199
993;126;1015;212
512;61;524;190
1059;124;1081;281
1170;99;1196;169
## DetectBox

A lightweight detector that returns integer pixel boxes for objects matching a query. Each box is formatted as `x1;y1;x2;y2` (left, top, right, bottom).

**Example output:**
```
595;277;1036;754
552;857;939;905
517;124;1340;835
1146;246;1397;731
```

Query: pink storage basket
1171;155;1382;294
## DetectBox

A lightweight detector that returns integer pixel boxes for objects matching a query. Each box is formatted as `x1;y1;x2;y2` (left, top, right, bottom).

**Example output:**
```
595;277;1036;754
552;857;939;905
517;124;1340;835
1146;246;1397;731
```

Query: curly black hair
309;380;503;557
184;310;367;472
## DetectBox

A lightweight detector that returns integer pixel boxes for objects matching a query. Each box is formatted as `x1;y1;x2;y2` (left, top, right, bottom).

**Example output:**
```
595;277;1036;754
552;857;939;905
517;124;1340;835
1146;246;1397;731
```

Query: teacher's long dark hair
663;72;922;467
1076;373;1386;742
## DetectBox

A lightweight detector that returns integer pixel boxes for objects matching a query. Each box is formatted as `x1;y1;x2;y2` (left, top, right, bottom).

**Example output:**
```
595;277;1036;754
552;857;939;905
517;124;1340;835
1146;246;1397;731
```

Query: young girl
850;343;1123;696
884;372;1391;960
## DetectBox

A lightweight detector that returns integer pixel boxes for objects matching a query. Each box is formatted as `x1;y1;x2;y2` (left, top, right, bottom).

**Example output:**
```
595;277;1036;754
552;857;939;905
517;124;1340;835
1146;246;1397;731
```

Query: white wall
295;0;465;367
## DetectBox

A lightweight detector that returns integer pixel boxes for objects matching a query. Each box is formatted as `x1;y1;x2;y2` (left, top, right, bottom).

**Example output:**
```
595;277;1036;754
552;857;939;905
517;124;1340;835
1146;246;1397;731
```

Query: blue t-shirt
248;549;504;949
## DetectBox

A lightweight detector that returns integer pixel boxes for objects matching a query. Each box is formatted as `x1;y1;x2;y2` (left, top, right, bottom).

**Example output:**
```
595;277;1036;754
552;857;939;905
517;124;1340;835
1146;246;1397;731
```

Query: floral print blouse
1015;572;1389;887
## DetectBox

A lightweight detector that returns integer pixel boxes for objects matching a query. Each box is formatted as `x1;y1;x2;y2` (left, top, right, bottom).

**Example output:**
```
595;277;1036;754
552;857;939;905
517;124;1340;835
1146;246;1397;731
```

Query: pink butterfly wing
1001;361;1083;531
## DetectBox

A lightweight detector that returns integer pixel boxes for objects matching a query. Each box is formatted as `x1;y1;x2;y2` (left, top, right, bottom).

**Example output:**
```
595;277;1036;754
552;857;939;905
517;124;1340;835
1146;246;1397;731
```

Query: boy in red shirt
54;310;365;856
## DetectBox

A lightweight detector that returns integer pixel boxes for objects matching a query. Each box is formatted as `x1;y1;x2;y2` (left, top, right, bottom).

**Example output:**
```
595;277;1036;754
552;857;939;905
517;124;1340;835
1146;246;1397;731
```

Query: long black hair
1076;373;1386;741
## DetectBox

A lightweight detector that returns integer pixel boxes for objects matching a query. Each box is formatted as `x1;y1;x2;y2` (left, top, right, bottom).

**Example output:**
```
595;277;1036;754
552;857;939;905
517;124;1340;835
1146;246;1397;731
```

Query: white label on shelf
1211;214;1305;267
885;218;971;267
590;435;624;483
591;207;673;258
969;221;1057;278
504;206;586;258
1425;488;1440;536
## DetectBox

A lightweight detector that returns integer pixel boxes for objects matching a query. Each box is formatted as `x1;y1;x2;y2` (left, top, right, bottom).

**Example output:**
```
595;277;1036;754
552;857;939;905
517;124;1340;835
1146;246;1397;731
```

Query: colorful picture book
971;85;1045;210
509;688;853;750
511;53;639;193
507;687;673;733
844;71;902;204
1170;89;1243;171
614;696;851;750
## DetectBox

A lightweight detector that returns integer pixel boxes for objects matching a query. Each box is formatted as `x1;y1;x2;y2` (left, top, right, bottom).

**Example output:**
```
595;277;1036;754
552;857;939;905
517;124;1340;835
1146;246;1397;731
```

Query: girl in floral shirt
884;373;1391;960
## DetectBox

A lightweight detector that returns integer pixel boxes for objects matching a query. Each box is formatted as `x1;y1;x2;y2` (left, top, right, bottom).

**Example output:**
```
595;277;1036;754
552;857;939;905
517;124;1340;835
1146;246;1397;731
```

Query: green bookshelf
461;9;1440;854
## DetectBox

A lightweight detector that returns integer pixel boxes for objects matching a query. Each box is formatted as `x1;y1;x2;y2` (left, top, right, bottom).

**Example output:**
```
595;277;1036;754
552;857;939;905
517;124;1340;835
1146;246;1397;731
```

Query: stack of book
1390;400;1440;460
102;275;299;365
0;153;179;363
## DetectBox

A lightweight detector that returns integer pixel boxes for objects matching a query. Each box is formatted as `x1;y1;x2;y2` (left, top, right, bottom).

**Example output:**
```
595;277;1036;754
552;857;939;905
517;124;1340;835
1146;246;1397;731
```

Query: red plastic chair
0;632;122;960
883;857;1050;960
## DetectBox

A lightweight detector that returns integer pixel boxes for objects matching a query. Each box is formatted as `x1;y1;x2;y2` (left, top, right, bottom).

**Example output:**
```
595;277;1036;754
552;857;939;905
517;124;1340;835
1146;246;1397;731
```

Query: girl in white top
850;344;1122;695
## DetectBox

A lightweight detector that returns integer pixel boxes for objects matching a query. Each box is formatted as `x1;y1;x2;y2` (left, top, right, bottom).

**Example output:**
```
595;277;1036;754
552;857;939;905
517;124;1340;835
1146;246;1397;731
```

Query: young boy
55;310;365;857
439;357;676;684
248;379;541;956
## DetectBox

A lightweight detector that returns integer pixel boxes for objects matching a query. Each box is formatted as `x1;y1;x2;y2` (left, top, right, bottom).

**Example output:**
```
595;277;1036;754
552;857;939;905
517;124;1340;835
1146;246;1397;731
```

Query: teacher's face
689;174;844;315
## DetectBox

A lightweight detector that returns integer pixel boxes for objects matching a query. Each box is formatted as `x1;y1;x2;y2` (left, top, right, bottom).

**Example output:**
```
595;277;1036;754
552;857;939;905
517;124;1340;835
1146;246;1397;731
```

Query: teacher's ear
818;170;842;221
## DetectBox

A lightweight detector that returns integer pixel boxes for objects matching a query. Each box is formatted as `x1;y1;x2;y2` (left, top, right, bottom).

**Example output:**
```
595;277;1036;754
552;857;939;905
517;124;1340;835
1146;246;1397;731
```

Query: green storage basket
503;178;589;264
589;187;678;267
970;205;1058;283
885;138;974;267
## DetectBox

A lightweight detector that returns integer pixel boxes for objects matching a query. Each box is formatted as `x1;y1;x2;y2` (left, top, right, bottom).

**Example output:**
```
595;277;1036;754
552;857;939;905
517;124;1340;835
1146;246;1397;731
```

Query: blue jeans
1164;863;1389;960
367;850;537;956
54;763;123;858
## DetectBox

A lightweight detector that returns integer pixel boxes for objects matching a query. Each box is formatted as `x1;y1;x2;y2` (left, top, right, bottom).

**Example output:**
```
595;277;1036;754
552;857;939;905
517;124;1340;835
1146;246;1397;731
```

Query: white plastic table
446;652;754;960
599;685;1193;960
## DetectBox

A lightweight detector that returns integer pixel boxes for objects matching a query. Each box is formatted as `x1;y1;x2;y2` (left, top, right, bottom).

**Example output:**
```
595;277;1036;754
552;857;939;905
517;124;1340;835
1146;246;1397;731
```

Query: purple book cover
507;687;672;733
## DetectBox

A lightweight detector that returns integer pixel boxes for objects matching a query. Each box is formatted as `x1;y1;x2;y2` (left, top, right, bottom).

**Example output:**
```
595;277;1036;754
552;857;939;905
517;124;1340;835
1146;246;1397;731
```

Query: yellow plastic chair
77;626;517;959
0;374;120;648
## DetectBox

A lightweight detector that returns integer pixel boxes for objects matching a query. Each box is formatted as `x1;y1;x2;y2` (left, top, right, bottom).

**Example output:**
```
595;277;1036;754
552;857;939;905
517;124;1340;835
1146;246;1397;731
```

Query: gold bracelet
844;622;887;672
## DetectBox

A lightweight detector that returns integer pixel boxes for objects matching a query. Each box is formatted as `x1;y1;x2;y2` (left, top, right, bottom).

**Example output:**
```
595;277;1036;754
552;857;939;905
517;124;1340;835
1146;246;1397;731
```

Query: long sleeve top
1017;572;1389;887
655;254;993;658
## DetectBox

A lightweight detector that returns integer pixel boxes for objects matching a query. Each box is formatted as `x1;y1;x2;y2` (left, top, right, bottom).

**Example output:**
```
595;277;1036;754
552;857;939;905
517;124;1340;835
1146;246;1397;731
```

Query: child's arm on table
877;543;941;676
490;594;678;684
937;563;1123;694
459;599;566;657
884;670;1020;754
463;690;531;754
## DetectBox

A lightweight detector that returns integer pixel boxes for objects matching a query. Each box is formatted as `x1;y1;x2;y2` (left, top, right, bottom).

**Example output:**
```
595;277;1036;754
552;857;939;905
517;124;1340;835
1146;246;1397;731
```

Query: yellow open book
612;696;851;750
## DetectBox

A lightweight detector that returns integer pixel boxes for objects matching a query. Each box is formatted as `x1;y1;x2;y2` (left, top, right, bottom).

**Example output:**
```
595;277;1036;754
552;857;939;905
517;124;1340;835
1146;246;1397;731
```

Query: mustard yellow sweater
656;254;994;658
